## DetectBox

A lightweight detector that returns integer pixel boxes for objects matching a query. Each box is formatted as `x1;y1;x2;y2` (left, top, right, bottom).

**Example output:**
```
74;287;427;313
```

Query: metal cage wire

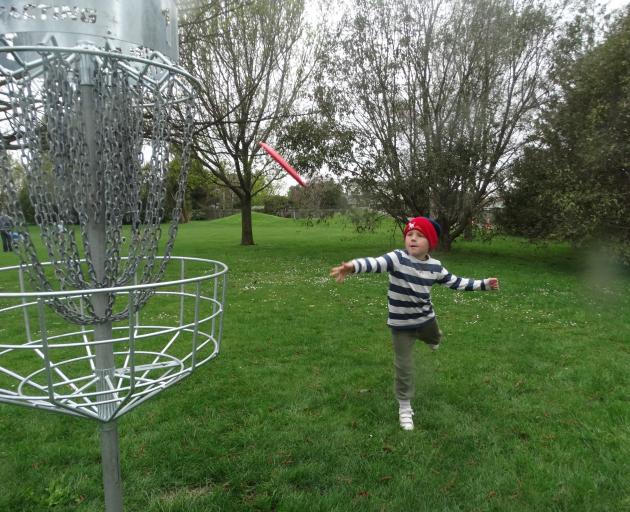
0;256;228;422
0;3;227;509
0;43;197;324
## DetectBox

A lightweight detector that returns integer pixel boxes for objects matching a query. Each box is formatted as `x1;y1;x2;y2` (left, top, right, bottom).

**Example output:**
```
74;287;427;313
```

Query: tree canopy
298;0;564;249
179;0;320;244
500;6;630;262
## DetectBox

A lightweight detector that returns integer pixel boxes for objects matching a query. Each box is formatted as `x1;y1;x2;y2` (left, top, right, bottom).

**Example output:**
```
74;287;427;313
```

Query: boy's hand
330;261;354;283
487;278;500;290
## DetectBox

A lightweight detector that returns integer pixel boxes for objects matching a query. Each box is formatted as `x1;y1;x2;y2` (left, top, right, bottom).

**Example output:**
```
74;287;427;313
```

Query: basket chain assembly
1;50;195;324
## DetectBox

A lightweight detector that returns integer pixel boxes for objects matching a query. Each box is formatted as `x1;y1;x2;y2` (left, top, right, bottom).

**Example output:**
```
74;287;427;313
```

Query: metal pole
81;56;123;512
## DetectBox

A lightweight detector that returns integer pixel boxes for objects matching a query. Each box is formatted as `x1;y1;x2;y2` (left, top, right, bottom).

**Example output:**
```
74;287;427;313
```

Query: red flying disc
259;142;307;187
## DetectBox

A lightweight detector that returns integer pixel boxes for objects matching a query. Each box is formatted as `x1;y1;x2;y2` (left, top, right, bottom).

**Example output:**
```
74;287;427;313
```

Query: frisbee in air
259;142;307;187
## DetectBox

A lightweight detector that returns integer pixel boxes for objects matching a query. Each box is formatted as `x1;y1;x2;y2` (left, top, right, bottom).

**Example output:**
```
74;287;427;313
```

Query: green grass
0;213;629;511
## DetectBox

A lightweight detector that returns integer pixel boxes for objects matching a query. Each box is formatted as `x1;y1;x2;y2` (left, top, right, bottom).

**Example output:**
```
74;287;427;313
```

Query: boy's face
405;229;430;259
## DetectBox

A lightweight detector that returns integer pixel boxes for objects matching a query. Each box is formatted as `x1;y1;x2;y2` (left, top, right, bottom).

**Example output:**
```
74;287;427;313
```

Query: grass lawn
0;213;628;511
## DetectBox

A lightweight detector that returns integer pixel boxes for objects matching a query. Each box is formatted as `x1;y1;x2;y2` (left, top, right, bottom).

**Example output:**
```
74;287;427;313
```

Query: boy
330;216;499;431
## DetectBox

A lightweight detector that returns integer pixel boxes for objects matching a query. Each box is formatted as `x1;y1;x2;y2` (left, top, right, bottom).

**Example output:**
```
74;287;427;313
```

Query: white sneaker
399;407;414;430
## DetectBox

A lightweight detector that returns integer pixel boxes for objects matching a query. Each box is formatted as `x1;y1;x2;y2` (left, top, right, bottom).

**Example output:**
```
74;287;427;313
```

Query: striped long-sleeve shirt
352;249;491;330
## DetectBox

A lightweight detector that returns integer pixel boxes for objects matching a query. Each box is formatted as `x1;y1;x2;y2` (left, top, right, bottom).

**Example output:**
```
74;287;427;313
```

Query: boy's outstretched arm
330;261;354;283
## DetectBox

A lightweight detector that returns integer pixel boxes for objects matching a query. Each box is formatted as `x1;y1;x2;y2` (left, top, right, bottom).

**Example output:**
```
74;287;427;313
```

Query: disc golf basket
0;2;227;511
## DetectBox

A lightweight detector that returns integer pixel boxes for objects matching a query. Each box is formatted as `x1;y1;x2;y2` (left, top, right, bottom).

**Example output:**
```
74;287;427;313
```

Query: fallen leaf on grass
441;478;456;492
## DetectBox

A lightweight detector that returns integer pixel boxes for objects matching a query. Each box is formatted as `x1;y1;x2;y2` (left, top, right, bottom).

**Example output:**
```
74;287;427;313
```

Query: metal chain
0;49;195;325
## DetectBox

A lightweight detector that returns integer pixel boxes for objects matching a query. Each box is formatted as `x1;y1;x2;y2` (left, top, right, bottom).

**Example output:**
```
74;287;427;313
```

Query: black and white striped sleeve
352;251;397;274
436;265;488;291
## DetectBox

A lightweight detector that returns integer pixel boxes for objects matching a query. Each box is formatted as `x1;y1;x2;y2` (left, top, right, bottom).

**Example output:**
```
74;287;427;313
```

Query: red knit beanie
403;216;440;250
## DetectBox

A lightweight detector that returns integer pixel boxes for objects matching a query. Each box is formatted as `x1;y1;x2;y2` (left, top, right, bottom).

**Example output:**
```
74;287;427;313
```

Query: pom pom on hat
403;216;441;250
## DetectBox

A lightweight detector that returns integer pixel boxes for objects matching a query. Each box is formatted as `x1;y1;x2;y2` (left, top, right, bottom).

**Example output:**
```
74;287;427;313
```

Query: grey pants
391;319;442;401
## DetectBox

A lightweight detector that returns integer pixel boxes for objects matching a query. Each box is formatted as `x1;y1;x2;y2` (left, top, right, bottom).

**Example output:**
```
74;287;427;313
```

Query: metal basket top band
0;0;179;61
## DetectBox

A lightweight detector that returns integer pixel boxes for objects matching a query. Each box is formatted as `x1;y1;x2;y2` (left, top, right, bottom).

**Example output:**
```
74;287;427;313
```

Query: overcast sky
278;0;629;191
606;0;629;10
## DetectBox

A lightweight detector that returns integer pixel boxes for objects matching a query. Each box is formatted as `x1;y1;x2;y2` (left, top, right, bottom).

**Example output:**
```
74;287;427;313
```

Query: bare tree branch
176;0;322;244
316;0;565;248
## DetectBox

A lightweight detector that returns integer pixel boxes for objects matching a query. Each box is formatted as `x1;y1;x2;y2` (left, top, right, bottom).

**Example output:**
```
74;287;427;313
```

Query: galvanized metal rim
0;256;228;298
0;44;199;86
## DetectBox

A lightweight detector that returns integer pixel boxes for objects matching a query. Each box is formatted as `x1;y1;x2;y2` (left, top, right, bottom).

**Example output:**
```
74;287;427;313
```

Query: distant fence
272;209;348;219
199;208;351;221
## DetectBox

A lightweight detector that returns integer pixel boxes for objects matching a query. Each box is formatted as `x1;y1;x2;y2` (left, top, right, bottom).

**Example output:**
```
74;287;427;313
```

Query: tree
500;7;630;261
276;87;356;178
165;154;221;222
179;0;320;244
288;178;348;212
263;194;291;216
0;154;33;222
17;186;34;223
312;0;567;249
495;146;556;239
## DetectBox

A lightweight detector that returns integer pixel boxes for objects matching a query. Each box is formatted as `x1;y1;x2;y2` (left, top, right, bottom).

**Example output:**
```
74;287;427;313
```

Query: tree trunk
440;232;453;252
437;218;453;252
180;204;190;224
240;195;254;245
463;221;473;241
